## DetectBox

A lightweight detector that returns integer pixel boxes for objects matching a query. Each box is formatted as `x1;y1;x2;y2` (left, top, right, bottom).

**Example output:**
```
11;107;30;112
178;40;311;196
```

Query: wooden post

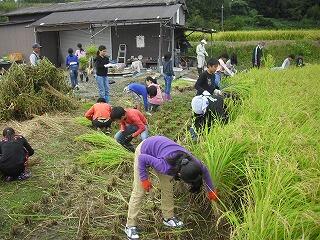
158;21;163;71
210;31;213;57
171;25;175;67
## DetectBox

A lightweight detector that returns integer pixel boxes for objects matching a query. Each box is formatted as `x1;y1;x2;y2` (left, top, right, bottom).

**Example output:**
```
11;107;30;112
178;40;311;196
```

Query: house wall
0;23;35;62
59;26;112;65
111;23;172;63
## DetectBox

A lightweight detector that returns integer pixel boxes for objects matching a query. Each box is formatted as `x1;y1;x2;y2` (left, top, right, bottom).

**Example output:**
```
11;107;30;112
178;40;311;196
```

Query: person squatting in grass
75;43;89;82
123;82;157;116
124;135;218;240
190;91;229;141
66;48;79;90
195;58;222;96
84;97;112;133
110;107;148;152
145;76;164;112
0;128;34;182
272;54;295;71
162;52;175;101
95;45;110;102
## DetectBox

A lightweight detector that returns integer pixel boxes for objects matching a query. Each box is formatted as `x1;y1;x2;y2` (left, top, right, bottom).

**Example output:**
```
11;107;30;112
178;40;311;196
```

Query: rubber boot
197;68;203;76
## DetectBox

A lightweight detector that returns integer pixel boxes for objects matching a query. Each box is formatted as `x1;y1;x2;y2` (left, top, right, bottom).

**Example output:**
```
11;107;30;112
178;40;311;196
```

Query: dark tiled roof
5;0;186;16
30;4;181;26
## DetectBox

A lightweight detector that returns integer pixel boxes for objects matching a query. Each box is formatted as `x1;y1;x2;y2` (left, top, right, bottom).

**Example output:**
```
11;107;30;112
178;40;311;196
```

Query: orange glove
141;179;152;192
208;190;218;201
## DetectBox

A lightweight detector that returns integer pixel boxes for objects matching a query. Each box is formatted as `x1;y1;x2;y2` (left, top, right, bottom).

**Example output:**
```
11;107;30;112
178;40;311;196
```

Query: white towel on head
191;95;209;115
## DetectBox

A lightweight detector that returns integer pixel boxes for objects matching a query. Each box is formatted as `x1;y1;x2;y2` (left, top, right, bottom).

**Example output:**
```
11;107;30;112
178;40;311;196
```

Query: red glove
141;179;152;192
208;190;218;201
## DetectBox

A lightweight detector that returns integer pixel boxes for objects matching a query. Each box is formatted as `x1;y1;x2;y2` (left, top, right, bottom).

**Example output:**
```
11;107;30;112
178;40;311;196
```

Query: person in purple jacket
124;135;218;240
123;82;157;116
66;48;79;90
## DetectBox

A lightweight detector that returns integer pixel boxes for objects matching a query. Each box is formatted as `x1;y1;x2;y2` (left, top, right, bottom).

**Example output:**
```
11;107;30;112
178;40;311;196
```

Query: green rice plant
172;79;195;92
74;117;92;127
75;132;133;169
262;54;276;68
85;45;98;58
187;30;320;42
186;65;320;239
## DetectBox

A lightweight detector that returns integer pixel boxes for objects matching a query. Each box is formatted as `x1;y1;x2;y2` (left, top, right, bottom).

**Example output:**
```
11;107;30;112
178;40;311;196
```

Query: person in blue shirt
123;83;157;116
66;48;79;90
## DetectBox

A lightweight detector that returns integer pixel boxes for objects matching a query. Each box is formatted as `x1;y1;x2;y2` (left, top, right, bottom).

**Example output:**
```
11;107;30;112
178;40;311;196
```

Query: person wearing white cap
30;43;42;66
190;91;228;141
196;39;209;76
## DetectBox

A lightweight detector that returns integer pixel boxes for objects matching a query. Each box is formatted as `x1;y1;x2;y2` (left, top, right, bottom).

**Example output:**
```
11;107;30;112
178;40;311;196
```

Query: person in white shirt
225;53;238;75
29;43;42;66
272;54;295;71
131;56;143;75
75;43;89;82
196;39;209;76
214;54;234;88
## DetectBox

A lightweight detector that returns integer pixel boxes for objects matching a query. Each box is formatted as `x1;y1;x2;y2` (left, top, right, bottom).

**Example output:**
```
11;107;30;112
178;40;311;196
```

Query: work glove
141;179;152;192
124;134;134;143
213;89;222;96
208;190;218;201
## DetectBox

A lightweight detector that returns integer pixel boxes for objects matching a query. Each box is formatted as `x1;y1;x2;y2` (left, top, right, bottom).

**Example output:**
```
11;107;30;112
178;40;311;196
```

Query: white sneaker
163;217;184;228
124;226;139;239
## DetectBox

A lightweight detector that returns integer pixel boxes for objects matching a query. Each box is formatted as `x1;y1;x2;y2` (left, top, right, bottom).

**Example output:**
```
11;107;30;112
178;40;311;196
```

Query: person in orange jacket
85;98;112;131
110;107;148;152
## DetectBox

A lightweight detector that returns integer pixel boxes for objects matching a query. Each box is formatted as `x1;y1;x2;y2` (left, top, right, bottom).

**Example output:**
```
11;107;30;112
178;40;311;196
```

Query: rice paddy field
0;61;319;239
187;29;320;42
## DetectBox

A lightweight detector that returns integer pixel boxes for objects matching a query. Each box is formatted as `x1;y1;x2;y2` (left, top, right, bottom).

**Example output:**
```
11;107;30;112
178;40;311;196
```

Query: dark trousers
92;119;112;129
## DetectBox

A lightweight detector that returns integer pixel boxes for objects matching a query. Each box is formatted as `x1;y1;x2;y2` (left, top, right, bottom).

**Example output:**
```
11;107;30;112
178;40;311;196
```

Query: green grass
188;41;320;68
187;29;320;42
187;65;320;239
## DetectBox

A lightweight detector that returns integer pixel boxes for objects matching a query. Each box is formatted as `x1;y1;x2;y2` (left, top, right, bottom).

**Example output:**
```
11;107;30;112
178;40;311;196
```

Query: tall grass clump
187;65;320;239
0;59;77;120
75;132;133;169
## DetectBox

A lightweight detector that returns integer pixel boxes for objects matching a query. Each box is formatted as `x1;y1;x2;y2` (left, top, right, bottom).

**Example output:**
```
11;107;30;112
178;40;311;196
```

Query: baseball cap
201;39;207;44
32;43;42;49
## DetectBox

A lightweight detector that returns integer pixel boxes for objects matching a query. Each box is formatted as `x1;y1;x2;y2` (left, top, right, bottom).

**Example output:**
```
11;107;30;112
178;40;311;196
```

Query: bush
0;59;77;120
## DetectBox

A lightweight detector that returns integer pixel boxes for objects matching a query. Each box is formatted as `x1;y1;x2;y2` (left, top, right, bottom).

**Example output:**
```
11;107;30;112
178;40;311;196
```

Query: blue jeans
69;69;78;88
213;72;221;89
95;75;110;102
114;124;148;144
164;75;173;95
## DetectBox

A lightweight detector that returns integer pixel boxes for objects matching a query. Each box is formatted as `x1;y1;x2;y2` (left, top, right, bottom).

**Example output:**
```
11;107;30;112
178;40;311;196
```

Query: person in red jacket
0;127;34;181
85;98;112;131
110;107;148;152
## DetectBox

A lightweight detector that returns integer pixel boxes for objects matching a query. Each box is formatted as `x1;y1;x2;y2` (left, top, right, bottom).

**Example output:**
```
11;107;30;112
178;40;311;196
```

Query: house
0;0;187;67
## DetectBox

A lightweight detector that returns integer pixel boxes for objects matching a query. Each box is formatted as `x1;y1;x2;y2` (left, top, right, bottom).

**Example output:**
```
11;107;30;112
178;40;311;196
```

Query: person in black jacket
252;42;265;68
0;127;34;181
190;91;228;141
195;58;221;96
95;45;110;102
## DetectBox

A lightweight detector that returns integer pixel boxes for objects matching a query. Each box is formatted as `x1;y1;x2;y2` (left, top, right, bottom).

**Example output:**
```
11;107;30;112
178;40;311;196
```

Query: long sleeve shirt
95;55;109;77
148;83;164;105
217;59;234;77
162;59;175;76
128;83;149;111
138;136;215;192
85;102;112;120
281;58;291;69
0;135;34;173
252;45;263;67
66;54;79;70
196;44;208;57
29;51;40;66
120;109;147;137
195;71;217;95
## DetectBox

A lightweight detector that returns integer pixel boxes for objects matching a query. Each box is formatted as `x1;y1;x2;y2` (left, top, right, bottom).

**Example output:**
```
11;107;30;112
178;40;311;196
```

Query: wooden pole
171;25;175;67
158;21;163;71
